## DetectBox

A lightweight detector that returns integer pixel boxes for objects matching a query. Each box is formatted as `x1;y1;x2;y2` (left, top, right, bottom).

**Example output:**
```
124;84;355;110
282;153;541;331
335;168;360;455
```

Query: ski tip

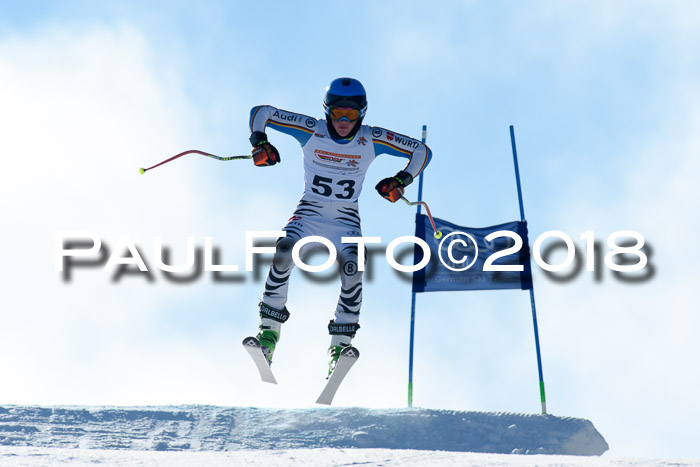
340;346;359;358
242;336;260;347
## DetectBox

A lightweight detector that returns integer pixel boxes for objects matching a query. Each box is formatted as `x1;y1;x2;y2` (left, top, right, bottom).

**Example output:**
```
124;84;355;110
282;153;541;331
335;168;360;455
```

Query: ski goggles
329;107;361;122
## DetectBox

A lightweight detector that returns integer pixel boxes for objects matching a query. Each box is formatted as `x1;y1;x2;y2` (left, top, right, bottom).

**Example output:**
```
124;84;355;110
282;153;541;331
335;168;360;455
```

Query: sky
1;0;699;460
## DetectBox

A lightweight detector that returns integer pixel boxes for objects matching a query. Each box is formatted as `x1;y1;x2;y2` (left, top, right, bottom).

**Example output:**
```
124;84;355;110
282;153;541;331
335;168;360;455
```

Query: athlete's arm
371;127;432;201
249;105;318;146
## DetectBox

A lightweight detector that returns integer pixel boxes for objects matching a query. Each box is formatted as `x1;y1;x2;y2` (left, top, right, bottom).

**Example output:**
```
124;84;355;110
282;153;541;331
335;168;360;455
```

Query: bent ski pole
400;196;442;239
139;150;252;174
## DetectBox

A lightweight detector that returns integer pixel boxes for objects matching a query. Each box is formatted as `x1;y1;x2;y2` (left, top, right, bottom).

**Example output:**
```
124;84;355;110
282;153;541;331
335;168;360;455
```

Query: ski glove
249;131;280;167
375;171;413;203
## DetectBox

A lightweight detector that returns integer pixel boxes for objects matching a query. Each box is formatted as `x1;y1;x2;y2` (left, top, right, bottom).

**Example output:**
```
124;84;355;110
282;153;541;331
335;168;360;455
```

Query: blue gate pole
509;125;547;414
408;125;427;408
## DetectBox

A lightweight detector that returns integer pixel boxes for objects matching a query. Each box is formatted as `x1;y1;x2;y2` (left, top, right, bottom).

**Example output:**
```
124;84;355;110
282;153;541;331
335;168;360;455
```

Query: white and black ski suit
249;105;432;325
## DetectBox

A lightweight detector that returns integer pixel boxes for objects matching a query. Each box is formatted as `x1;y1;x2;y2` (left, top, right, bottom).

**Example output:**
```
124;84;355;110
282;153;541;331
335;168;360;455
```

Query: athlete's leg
334;242;363;324
261;236;296;310
324;242;363;373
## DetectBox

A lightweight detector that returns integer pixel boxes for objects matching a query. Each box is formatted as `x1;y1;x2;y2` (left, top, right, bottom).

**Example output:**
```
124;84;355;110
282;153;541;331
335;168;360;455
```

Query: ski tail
316;346;359;405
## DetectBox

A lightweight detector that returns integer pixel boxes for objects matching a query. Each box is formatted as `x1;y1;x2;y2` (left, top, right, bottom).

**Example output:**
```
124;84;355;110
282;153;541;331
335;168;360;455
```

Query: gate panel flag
412;214;533;293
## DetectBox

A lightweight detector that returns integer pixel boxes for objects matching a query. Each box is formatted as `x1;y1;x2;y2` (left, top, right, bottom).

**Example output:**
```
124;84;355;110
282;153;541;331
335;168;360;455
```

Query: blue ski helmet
323;78;368;118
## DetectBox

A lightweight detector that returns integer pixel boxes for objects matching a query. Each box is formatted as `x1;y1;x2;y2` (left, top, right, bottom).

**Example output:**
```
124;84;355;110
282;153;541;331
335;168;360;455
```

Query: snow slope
1;405;698;466
0;405;606;455
2;446;700;467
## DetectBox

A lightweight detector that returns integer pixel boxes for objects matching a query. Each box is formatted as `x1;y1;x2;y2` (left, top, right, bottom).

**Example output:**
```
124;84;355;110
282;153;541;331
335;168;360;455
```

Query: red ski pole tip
139;168;146;174
434;231;443;239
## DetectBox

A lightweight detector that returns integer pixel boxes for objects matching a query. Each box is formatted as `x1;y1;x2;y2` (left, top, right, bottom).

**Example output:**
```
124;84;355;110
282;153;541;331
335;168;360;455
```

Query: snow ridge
0;405;608;456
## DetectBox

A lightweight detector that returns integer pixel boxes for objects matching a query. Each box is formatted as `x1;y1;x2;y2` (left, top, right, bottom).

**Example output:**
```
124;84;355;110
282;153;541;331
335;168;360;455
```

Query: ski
316;346;360;405
242;336;277;384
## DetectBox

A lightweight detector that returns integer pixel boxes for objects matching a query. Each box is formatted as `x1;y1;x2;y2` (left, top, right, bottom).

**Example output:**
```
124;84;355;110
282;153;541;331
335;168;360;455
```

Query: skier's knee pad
272;237;296;270
340;259;362;284
339;244;363;286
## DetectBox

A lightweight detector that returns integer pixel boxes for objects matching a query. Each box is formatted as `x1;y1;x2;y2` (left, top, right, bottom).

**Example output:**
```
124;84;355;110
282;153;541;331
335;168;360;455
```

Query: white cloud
0;23;278;405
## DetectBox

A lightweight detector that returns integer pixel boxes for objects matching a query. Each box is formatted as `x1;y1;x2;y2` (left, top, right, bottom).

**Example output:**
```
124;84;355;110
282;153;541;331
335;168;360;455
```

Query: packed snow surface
1;405;697;465
2;446;699;466
0;405;616;463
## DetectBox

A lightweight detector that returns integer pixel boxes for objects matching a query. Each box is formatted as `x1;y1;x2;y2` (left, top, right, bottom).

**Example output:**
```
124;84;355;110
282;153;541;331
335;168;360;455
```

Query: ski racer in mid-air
248;77;432;375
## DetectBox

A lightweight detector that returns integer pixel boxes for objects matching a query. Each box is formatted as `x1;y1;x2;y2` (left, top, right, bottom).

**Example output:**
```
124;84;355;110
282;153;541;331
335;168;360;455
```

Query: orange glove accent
376;177;405;203
252;143;280;166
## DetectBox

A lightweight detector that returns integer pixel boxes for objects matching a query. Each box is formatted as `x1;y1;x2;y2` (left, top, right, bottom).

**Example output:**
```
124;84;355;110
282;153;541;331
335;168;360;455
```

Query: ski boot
256;302;290;364
327;320;360;376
